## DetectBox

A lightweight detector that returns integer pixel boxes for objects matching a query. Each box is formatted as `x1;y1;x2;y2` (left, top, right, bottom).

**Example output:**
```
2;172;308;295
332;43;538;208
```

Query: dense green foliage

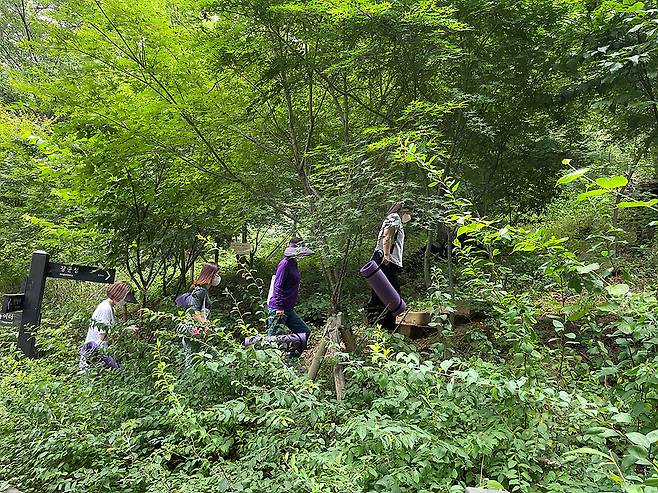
5;0;658;491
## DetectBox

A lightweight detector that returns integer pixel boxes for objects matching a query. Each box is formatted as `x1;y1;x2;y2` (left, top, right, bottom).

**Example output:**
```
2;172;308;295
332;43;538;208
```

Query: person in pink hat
266;237;314;340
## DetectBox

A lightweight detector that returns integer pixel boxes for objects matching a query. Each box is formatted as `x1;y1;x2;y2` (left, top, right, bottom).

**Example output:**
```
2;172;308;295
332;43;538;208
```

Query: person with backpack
365;202;412;330
178;262;221;367
267;237;313;343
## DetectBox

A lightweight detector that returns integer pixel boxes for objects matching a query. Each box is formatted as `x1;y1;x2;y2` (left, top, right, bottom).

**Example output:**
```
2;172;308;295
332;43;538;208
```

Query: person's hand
276;309;285;318
127;324;139;334
382;254;390;265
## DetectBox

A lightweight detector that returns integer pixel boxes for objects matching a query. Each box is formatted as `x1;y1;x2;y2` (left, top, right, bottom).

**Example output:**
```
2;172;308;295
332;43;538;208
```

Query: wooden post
308;339;328;380
339;325;356;353
18;250;49;358
309;312;348;397
329;312;346;400
309;314;337;381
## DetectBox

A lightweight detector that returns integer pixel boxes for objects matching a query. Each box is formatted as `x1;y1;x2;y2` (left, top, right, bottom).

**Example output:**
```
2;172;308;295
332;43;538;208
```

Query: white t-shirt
85;299;115;346
375;213;405;267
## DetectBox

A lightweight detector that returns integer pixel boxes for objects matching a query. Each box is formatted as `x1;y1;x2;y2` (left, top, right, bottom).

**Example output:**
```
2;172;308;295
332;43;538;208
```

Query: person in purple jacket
267;237;314;338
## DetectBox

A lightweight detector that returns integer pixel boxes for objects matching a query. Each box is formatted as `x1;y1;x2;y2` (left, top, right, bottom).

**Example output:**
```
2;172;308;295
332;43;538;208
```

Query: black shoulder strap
390;228;399;256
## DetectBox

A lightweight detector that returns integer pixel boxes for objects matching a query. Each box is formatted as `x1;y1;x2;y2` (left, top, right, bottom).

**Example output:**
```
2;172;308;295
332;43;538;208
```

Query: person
180;262;221;367
366;202;412;330
80;280;137;370
266;237;313;341
186;262;221;320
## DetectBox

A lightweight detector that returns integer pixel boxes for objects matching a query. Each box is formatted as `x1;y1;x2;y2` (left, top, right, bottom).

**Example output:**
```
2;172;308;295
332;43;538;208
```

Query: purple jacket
268;257;301;312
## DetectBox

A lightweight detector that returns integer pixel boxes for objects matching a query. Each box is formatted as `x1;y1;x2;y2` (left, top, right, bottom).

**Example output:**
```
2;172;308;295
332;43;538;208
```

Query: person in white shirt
366;202;412;330
80;281;136;369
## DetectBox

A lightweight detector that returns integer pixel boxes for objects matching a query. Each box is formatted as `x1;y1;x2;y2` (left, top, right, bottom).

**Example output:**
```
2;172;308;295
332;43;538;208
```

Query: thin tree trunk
424;226;434;289
612;132;655;227
447;228;456;329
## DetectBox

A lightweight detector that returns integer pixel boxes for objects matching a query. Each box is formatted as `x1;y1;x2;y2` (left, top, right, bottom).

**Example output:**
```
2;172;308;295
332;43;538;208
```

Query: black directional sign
0;312;22;327
2;293;24;313
47;263;115;284
5;252;118;358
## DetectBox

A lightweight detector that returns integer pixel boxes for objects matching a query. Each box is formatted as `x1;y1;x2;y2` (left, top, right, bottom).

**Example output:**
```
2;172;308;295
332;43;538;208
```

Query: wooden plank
398;323;430;339
396;310;432;326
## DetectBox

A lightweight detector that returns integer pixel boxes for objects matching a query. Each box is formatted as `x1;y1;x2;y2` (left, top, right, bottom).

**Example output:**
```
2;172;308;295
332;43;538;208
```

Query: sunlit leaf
557;168;588;185
577;189;609;202
595;176;628;189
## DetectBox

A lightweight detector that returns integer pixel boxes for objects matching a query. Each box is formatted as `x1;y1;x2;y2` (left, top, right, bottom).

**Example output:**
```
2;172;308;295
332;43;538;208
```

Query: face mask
115;298;127;308
211;275;222;287
401;213;411;224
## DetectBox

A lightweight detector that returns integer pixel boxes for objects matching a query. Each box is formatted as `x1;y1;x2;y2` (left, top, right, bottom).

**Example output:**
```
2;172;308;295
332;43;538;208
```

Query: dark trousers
365;250;401;330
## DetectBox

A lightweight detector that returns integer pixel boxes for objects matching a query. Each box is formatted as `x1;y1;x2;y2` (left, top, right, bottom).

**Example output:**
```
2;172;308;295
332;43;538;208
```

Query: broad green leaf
586;426;619;438
645;477;658;487
565;447;611;459
606;284;630;297
576;263;599;274
577;189;609;202
456;222;485;238
611;412;633;424
557;168;588;185
486;480;507;491
595;176;628;189
627;432;651;450
617;199;658;208
646;430;658;444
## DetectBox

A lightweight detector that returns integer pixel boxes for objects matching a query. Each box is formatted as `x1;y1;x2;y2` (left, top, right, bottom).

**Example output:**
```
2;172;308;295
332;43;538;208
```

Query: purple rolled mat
359;260;406;316
244;332;308;353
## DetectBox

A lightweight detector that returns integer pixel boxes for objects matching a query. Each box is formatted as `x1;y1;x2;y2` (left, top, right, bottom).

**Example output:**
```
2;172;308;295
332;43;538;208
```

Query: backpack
266;275;276;305
175;292;193;308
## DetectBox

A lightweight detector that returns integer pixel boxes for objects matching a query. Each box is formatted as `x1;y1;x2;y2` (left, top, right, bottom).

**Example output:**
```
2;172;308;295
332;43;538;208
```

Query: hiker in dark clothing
366;202;412;330
180;262;221;367
266;237;313;338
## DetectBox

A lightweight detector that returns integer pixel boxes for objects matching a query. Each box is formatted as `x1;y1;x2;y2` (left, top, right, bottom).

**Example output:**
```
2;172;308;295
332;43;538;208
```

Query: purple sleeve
270;259;288;310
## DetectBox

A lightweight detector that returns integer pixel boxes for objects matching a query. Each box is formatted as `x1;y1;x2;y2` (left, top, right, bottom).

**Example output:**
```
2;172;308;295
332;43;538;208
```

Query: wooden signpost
230;241;251;256
2;251;116;358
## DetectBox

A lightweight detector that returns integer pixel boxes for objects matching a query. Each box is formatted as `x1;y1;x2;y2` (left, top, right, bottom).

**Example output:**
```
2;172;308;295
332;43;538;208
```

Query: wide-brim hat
284;237;314;258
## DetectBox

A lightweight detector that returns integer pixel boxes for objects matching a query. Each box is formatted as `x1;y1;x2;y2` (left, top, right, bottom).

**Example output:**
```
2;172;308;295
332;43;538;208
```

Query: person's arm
270;261;288;316
382;227;395;265
381;214;402;265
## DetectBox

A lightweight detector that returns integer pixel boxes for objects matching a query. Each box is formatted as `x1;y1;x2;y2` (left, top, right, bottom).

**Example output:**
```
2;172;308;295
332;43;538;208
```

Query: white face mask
211;274;222;287
401;213;411;224
115;297;127;308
